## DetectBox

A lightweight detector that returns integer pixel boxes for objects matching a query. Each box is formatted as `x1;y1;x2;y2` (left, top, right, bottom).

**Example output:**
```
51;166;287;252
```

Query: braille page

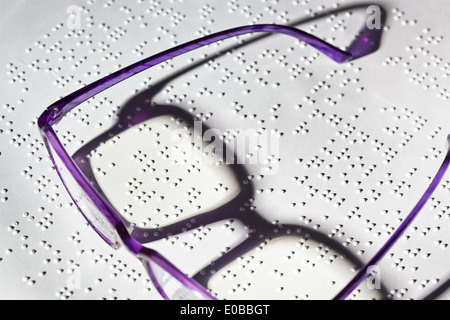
1;0;449;300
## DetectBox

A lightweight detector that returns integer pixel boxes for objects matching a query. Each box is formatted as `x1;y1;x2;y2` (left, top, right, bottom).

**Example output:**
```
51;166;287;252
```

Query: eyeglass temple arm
39;22;380;127
334;135;450;300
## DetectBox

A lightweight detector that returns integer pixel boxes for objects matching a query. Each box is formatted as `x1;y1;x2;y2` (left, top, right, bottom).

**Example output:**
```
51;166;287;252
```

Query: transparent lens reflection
143;258;208;300
48;142;120;247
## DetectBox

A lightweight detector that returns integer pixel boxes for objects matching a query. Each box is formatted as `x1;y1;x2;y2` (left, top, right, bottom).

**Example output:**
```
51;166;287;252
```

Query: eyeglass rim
39;18;446;301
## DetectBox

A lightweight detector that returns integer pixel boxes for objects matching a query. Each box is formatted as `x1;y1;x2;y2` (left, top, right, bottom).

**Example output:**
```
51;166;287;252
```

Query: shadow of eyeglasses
422;276;450;300
71;3;389;299
74;101;390;299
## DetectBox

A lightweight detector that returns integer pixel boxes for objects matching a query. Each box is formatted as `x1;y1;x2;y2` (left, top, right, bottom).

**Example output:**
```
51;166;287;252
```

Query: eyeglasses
38;13;450;300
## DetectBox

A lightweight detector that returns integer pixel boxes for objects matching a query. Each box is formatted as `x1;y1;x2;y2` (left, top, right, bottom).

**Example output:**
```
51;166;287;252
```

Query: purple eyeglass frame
37;22;450;300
